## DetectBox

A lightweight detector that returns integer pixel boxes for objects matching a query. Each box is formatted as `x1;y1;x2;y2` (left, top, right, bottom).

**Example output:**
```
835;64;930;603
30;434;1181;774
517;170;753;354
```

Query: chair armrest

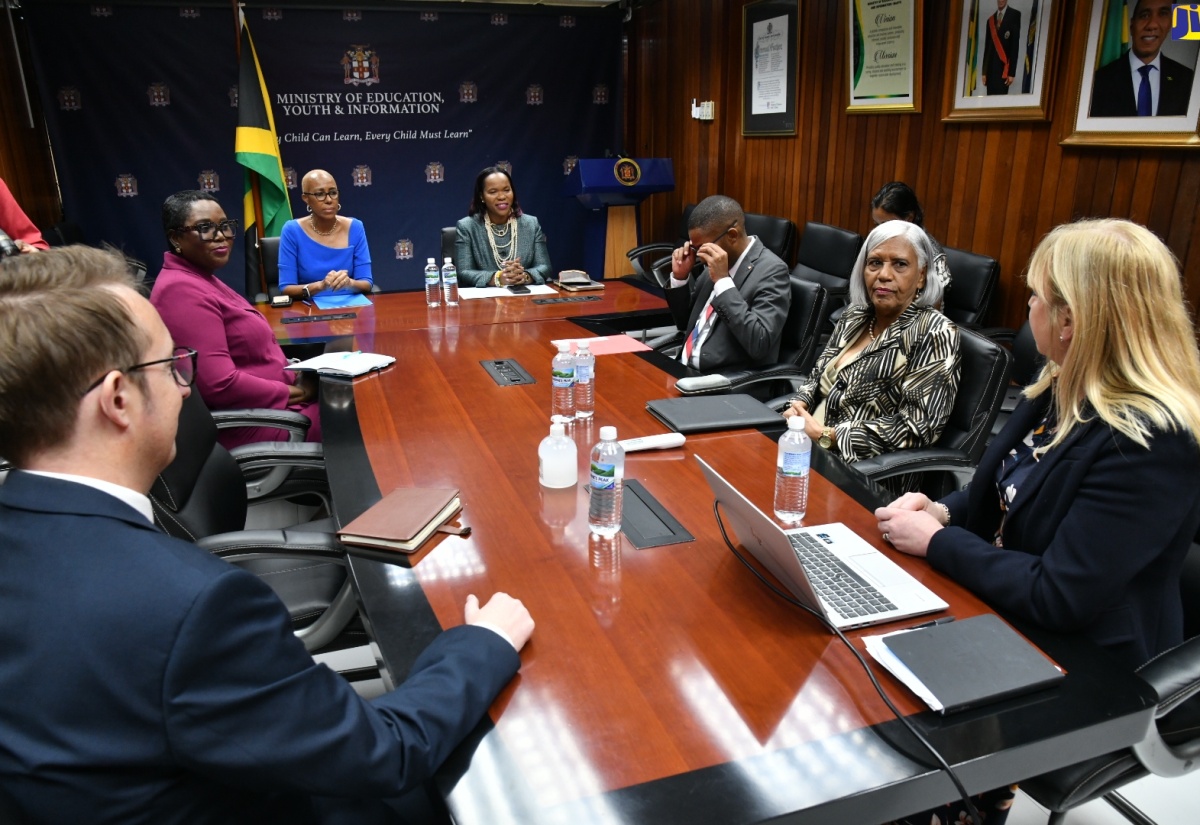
198;528;346;563
230;441;325;473
1130;636;1200;776
627;241;675;260
853;448;975;481
212;408;312;441
229;442;326;500
675;364;807;396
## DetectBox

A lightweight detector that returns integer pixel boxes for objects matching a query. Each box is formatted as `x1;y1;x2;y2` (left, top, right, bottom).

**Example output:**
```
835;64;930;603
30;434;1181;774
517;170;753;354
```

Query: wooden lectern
564;158;674;279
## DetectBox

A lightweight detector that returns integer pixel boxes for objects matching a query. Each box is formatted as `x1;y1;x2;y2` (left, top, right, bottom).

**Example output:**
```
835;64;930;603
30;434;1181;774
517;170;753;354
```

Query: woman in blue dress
278;169;373;301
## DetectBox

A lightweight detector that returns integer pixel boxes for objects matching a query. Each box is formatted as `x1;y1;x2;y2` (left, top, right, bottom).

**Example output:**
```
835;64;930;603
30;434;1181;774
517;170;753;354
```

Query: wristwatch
302;284;311;299
818;427;834;449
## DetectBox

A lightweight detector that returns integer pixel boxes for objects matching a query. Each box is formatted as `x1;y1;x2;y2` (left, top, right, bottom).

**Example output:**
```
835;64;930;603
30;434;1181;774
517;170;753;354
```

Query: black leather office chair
840;327;1013;496
989;320;1044;441
441;225;457;270
674;277;828;398
259;235;282;300
941;245;999;328
627;205;798;288
1021;541;1200;825
150;390;354;652
791;222;863;335
744;212;798;267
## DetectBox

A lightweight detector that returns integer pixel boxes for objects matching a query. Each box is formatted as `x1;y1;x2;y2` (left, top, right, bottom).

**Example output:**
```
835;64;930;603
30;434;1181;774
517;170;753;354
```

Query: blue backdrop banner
27;2;622;293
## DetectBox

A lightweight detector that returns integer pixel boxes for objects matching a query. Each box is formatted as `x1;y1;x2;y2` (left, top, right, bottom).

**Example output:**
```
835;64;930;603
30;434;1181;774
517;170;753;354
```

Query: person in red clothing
149;189;319;448
0;176;49;253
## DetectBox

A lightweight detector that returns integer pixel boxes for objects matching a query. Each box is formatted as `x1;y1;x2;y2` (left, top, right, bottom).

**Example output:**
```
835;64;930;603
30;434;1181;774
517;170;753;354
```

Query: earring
336;203;341;212
306;204;312;213
173;245;181;253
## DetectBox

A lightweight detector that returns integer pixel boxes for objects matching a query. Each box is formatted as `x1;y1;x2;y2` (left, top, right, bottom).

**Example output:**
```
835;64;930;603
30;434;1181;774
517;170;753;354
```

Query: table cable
713;500;983;825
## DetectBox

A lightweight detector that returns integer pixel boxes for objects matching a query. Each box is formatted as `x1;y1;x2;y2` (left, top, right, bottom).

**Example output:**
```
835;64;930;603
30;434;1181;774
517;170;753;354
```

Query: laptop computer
695;455;948;630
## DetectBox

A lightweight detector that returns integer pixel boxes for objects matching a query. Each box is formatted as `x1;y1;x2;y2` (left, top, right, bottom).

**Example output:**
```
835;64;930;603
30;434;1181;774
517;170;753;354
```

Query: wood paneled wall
627;0;1200;330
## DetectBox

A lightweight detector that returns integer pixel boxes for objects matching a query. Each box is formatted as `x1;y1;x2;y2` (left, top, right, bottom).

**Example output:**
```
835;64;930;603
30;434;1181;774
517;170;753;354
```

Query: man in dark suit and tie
981;0;1022;95
665;195;790;373
0;246;534;823
1090;0;1196;117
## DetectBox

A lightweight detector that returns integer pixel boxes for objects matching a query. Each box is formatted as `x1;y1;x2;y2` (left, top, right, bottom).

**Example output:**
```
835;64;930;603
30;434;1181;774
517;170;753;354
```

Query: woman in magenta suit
150;190;319;448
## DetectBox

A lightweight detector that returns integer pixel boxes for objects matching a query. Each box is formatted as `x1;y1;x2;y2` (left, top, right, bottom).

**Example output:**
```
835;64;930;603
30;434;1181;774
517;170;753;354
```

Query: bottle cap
427;257;436;264
600;425;617;441
577;340;591;350
557;341;571;352
444;257;452;263
550;422;566;437
787;416;805;430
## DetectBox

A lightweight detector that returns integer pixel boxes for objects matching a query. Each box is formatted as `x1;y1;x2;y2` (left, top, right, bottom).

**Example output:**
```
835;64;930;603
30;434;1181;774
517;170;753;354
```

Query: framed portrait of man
1065;0;1200;146
944;0;1063;121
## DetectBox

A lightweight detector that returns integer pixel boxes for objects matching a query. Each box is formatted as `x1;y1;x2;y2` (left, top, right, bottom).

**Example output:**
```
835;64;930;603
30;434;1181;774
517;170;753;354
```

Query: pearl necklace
867;317;876;342
309;215;338;236
485;214;519;268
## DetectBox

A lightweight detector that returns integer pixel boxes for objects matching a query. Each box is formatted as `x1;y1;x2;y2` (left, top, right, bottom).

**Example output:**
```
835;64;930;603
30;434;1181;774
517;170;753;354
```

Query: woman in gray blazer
455;166;552;286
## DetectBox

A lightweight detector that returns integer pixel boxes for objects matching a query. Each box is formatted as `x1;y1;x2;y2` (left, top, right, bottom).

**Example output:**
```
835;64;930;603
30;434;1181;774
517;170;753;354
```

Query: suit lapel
997;403;1094;525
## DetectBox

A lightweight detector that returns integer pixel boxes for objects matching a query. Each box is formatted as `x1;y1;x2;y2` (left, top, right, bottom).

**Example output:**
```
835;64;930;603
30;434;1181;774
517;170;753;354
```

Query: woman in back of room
455;165;552;287
277;169;373;301
870;181;949;288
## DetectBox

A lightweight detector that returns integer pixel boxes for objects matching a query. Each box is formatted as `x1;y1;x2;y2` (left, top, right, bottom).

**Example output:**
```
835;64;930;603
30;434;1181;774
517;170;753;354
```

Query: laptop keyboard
788;533;897;619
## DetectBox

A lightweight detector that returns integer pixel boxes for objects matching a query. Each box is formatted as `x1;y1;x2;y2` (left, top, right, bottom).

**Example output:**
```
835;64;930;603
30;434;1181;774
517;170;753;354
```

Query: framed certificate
742;0;799;136
847;0;922;113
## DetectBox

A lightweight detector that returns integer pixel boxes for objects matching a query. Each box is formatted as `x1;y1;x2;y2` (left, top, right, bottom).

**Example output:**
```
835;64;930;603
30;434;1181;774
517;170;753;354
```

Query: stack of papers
285;351;395;377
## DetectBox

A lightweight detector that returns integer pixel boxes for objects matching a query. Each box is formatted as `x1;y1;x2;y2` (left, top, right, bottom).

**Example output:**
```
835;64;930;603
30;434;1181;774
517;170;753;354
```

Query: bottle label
781;450;810;477
552;366;575;388
590;461;616;490
425;272;439;284
576;363;593;382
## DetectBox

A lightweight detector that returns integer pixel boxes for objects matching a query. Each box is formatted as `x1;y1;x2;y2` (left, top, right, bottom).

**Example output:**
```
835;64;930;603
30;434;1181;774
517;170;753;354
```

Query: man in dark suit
1090;0;1196;117
0;247;534;823
981;0;1022;95
665;195;790;373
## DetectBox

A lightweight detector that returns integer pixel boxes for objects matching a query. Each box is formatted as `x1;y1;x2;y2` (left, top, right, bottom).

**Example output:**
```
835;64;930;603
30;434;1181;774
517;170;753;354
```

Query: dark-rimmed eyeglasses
82;347;197;396
302;189;339;201
175;220;238;241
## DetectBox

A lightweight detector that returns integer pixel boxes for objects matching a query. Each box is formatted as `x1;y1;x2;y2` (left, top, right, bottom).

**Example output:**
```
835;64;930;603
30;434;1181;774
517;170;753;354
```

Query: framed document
943;0;1063;122
742;0;799;136
1063;0;1200;147
847;0;922;113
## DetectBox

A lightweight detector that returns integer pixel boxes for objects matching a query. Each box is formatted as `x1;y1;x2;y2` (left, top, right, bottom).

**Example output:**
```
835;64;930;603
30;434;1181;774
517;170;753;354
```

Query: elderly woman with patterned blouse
454;166;552;287
783;220;960;481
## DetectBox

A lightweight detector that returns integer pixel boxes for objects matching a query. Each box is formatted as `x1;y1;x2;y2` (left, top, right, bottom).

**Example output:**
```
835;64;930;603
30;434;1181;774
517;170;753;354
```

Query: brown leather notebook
337;487;461;554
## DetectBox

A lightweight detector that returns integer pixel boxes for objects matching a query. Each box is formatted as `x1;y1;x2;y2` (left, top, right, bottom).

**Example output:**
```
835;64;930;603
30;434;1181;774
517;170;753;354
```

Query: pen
906;616;956;631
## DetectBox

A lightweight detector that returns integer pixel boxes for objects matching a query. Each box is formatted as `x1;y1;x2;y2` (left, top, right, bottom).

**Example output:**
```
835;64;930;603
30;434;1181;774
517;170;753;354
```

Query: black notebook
645;394;782;434
868;614;1065;714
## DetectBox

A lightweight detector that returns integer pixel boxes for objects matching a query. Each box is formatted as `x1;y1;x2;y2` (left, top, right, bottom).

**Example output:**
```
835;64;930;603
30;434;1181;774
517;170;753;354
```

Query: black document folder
645;394;782;434
878;614;1065;714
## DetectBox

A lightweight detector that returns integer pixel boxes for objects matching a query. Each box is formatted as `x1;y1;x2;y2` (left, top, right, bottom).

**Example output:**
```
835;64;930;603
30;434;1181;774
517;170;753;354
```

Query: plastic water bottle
441;256;459;306
423;257;441;307
773;416;811;524
574;340;595;419
588;426;624;536
551;342;575;421
538;419;578;488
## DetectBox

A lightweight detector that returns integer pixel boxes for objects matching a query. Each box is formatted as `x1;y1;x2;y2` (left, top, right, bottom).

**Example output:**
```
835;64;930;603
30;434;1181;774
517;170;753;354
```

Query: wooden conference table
268;282;1155;825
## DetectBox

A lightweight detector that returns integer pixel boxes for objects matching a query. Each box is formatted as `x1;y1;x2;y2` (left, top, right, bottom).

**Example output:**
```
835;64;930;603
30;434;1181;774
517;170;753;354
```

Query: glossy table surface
310;290;1156;825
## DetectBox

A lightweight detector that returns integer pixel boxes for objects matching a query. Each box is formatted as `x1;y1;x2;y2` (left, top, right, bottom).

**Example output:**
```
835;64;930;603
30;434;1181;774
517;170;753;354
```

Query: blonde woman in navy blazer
876;220;1200;825
879;219;1200;668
